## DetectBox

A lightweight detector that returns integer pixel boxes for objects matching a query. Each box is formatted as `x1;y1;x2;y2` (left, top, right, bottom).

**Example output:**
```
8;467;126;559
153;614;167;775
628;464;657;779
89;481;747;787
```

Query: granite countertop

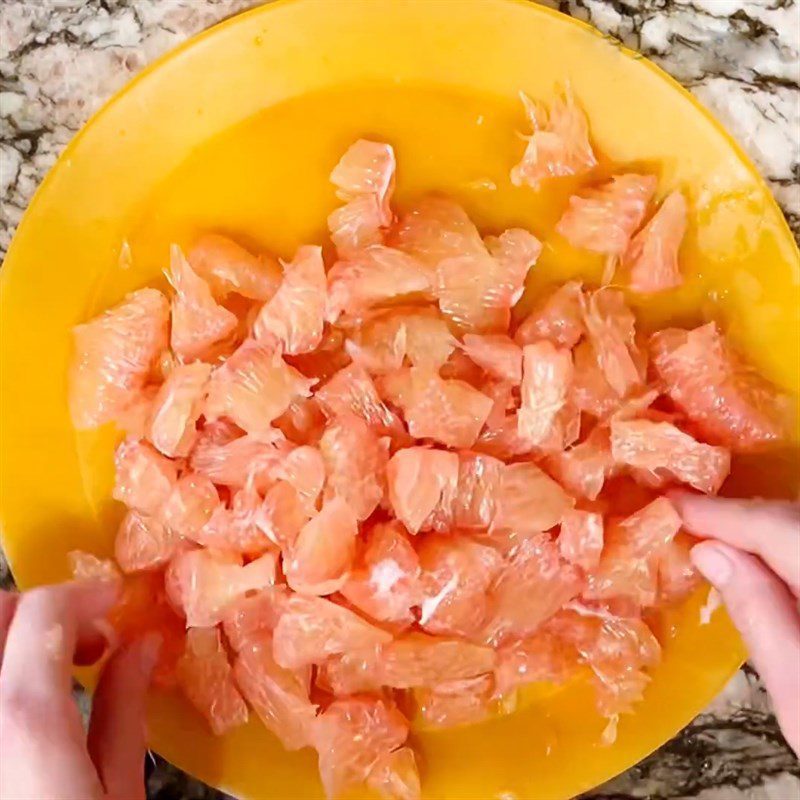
1;1;798;798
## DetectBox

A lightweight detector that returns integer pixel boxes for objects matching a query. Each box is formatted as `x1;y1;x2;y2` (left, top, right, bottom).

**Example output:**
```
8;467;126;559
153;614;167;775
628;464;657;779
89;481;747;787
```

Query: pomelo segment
272;445;326;515
177;626;249;736
205;339;315;435
518;341;573;446
586;498;681;607
435;228;540;333
484;532;583;645
253;245;327;355
582;289;645;398
168;245;238;360
556;174;657;257
515;280;585;349
610;418;730;494
461;334;523;383
272;594;392;669
623;191;687;293
113;439;177;516
417;535;503;638
341;521;421;625
493;462;574;533
257;481;312;550
494;628;578;696
316;363;402;434
312;696;408;800
345;307;456;375
222;586;290;652
193;485;274;556
328;139;395;257
650;322;792;450
69;288;169;429
511;89;597;188
386;447;459;534
189;429;289;490
383;368;493;449
320;413;389;520
656;535;701;605
390;195;485;269
166;548;277;627
188;233;281;302
453;451;505;529
327;245;431;323
284;498;358;596
233;634;318;751
415;674;494;729
367;747;421;800
115;509;180;573
558;509;604;571
148;361;211;458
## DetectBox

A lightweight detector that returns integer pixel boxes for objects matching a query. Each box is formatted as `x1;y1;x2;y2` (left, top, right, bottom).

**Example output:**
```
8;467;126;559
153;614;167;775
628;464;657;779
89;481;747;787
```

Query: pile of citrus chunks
68;90;790;800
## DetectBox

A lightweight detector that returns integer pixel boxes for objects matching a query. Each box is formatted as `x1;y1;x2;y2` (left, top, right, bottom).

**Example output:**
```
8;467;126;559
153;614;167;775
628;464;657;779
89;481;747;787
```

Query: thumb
87;633;161;800
691;541;800;756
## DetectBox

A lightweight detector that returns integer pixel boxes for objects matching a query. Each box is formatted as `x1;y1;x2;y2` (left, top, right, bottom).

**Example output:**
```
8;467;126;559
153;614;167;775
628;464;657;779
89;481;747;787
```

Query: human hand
672;493;800;757
0;581;159;800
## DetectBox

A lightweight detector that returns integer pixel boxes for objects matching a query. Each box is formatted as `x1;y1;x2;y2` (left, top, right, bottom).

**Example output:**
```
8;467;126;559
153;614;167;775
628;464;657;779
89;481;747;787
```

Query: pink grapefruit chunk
417;535;503;638
168;245;238;360
272;594;392;669
113;438;177;516
558;509;604;571
166;548;277;628
582;289;644;398
650;322;791;450
177;626;249;735
623;190;688;293
461;334;523;383
115;508;180;573
253;245;327;354
556;174;657;258
148;361;211;458
493;462;574;533
515;280;585;349
69;288;169;429
511;89;597;188
386;447;459;534
383;368;493;449
326;245;431;323
367;747;421;800
518;341;573;447
284;498;359;596
205;339;315;435
312;696;408;800
188;233;281;301
328;139;395;257
320;413;389;520
341;520;421;625
610;417;731;494
233;634;318;750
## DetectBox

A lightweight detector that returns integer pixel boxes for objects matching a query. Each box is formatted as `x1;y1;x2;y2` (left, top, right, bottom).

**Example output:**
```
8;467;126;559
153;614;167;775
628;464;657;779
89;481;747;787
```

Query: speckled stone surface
1;1;798;798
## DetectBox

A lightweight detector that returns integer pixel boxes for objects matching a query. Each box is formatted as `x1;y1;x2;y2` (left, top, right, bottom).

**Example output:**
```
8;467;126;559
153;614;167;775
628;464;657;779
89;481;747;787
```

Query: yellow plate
1;1;798;798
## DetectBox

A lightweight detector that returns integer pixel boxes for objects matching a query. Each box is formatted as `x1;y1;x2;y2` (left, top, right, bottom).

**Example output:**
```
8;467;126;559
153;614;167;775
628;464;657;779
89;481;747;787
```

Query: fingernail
137;632;162;674
691;543;733;587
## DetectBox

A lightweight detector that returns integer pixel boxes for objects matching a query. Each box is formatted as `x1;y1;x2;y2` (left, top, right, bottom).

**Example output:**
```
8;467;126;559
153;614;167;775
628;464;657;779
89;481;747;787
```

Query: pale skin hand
0;581;160;800
672;492;800;757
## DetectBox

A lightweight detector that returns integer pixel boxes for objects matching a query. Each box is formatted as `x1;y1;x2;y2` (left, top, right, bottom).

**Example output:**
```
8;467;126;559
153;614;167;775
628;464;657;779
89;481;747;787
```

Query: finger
0;581;119;700
691;541;800;756
88;633;161;800
0;591;18;665
672;492;800;596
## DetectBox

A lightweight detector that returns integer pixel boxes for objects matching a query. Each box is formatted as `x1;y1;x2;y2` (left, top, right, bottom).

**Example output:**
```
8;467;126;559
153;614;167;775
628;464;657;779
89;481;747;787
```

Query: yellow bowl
1;1;798;798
